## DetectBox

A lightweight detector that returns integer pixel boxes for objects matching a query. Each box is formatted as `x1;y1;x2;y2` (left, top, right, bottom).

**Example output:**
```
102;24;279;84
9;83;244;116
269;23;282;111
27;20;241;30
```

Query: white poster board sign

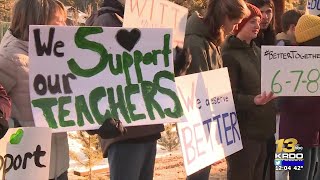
123;0;188;47
29;26;185;132
0;128;52;180
176;68;243;175
306;0;320;16
261;46;320;96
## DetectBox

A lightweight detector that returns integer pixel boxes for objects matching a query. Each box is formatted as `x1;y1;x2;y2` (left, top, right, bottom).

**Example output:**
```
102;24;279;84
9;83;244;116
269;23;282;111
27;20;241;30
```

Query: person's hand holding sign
254;91;277;105
87;118;127;139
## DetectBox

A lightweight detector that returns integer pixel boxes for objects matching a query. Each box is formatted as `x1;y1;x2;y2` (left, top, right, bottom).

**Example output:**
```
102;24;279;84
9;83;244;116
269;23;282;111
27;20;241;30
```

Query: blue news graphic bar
282;160;304;166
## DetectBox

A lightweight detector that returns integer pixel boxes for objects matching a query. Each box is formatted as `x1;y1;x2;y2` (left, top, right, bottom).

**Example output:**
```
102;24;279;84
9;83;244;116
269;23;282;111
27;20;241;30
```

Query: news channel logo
274;138;304;171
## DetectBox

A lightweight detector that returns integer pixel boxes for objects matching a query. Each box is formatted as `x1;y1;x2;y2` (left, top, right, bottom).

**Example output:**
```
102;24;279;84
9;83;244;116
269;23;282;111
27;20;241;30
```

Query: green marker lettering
58;96;75;127
107;86;131;123
141;81;165;120
89;86;111;125
125;84;146;121
153;71;183;118
68;27;109;77
75;95;94;127
122;52;134;85
32;98;58;129
162;34;171;67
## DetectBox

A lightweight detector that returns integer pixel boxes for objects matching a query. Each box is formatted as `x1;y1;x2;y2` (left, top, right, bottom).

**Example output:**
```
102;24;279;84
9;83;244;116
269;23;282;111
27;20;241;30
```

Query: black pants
263;136;276;180
49;171;68;180
186;165;211;180
227;138;268;180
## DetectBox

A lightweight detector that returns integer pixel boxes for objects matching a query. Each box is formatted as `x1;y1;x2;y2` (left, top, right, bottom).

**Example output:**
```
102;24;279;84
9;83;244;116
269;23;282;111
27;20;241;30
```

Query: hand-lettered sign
29;26;184;132
0;128;52;180
123;0;188;48
261;46;320;96
306;0;320;16
176;68;243;175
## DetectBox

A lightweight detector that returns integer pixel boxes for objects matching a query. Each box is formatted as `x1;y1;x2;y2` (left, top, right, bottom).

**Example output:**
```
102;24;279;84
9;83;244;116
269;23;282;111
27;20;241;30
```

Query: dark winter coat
253;26;276;47
183;12;223;74
222;35;276;140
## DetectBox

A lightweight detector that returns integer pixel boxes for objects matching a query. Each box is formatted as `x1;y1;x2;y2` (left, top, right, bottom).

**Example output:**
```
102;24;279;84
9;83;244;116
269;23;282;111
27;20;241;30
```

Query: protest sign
261;46;320;96
29;26;184;132
176;68;243;175
0;128;51;180
306;0;320;16
123;0;188;48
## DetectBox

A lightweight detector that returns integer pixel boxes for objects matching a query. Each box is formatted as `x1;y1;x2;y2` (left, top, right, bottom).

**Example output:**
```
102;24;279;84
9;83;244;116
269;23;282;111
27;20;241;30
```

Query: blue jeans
107;141;157;180
290;147;319;180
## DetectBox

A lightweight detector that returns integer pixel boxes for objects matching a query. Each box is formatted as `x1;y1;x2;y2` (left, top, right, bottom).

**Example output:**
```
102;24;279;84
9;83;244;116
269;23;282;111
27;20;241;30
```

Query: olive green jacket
222;35;276;140
183;12;223;74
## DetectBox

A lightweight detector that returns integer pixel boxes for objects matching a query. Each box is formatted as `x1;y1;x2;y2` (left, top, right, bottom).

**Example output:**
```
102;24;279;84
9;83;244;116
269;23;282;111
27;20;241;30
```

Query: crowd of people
0;0;319;180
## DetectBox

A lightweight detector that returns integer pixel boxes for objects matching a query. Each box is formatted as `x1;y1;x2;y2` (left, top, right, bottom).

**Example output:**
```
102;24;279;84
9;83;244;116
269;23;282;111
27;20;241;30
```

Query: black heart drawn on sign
116;28;141;51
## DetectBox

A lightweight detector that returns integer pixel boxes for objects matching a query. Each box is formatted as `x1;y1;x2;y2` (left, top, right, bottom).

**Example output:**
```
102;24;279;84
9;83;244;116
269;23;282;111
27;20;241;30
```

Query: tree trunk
89;168;92;180
273;0;285;33
88;136;92;180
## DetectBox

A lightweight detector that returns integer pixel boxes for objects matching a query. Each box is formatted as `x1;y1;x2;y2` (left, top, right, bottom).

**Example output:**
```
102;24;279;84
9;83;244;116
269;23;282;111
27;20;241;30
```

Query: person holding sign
222;3;277;180
85;1;165;180
0;83;11;139
245;1;277;179
278;14;320;180
0;0;70;179
183;0;250;179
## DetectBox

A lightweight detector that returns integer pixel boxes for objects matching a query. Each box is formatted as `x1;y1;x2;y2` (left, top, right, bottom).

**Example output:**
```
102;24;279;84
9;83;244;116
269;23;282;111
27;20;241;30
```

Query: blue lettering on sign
202;112;241;146
212;114;222;144
222;113;233;145
308;0;320;10
180;111;241;166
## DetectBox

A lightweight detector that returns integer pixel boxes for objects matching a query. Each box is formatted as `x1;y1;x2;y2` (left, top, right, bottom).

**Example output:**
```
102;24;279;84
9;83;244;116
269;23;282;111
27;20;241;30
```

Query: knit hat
295;14;320;43
233;3;262;35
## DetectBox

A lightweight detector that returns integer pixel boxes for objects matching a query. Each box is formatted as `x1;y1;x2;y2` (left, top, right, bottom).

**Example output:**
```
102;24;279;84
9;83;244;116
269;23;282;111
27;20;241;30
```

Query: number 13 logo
276;138;298;153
